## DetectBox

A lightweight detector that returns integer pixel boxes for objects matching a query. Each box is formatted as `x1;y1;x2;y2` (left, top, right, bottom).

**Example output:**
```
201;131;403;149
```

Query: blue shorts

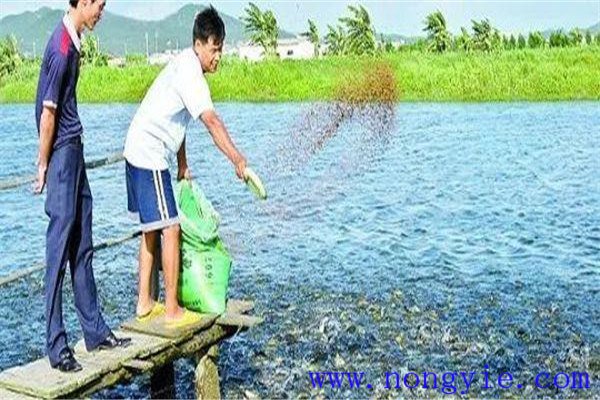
126;161;179;232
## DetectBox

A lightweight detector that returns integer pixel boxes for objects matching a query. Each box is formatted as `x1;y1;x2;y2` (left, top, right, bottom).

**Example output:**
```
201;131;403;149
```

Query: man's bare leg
162;224;185;320
136;231;158;316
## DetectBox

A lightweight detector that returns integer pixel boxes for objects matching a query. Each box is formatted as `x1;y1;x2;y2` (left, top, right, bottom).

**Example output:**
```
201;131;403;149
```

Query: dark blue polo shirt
35;20;82;149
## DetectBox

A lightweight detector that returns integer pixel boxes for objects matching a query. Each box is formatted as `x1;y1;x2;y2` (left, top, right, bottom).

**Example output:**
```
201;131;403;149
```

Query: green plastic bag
176;180;231;314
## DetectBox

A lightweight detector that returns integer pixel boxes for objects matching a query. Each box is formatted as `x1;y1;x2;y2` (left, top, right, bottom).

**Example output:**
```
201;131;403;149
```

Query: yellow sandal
165;309;203;329
136;302;166;322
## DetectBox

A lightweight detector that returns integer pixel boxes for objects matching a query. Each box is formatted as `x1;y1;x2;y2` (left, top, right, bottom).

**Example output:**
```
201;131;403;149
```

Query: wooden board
226;299;255;314
0;299;261;399
0;331;168;399
121;312;218;339
217;314;264;328
218;299;262;327
0;388;37;399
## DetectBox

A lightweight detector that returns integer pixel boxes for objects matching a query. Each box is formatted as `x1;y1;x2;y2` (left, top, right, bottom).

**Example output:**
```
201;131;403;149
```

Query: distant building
108;57;126;68
276;38;315;59
235;44;264;61
147;49;181;65
135;38;318;64
235;37;316;61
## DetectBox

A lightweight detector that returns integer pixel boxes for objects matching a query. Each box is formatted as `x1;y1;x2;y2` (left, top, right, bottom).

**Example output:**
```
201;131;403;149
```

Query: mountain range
0;4;294;56
0;5;598;56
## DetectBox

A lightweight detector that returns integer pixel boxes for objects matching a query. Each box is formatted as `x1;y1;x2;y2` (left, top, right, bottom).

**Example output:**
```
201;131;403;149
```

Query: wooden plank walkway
0;300;262;399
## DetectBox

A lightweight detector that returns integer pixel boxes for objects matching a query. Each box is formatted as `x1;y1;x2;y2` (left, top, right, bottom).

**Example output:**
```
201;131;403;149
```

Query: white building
276;38;315;60
235;37;316;61
107;57;126;68
148;49;181;65
235;44;264;61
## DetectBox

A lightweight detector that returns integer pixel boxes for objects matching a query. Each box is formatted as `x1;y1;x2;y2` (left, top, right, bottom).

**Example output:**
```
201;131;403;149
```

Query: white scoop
243;167;267;200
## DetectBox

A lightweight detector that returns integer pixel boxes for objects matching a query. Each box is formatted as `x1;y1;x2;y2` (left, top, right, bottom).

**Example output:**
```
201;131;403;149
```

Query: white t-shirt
124;48;214;170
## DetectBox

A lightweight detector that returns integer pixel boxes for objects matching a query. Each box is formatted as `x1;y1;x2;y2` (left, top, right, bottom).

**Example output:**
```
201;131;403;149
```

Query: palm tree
423;10;451;53
378;35;396;53
528;31;545;49
454;27;472;52
509;34;517;49
81;35;108;66
339;5;376;55
501;34;510;50
241;2;279;58
0;35;22;78
517;34;526;49
325;24;347;56
471;19;502;52
569;28;583;46
263;10;278;56
549;30;569;47
301;19;320;57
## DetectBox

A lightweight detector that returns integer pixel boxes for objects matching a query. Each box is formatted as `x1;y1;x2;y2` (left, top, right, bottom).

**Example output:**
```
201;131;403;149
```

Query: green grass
1;47;599;103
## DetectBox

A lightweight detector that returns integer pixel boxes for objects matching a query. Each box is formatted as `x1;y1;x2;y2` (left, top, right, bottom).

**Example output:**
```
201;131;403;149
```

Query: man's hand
34;155;47;194
36;106;56;195
234;154;247;180
177;166;193;181
201;111;247;181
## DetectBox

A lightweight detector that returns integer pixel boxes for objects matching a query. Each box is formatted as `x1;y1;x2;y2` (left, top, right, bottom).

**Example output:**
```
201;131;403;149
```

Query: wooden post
150;363;175;399
194;345;220;400
149;239;176;399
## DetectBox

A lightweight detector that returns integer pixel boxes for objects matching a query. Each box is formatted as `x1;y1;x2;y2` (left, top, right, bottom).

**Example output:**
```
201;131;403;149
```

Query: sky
1;1;599;36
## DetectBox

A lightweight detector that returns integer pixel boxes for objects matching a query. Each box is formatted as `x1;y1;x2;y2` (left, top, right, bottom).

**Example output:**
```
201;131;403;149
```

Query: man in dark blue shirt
35;0;130;373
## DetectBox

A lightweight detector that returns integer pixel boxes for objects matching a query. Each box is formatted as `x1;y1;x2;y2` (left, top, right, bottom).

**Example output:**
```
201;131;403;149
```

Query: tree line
1;3;599;76
242;3;600;56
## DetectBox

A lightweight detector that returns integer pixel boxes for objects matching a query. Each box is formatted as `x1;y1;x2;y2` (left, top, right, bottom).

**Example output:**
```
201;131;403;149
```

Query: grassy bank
1;47;599;103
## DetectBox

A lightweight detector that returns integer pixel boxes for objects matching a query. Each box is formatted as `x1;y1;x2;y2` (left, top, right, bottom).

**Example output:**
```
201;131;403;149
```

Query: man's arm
35;50;69;194
200;110;247;179
177;135;191;181
35;106;57;194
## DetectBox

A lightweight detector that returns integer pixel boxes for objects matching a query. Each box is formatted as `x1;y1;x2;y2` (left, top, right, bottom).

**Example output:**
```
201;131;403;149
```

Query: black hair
193;5;225;45
69;0;98;7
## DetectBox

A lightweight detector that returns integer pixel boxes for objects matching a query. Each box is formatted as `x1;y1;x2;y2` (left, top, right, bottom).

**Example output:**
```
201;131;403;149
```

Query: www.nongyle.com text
309;366;591;395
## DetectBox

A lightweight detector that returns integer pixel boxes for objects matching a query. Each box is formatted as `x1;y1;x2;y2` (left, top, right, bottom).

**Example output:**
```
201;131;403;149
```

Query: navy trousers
44;138;110;366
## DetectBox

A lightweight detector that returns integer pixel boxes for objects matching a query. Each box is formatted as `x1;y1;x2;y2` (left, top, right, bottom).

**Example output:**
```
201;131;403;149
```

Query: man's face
82;0;106;31
194;36;223;73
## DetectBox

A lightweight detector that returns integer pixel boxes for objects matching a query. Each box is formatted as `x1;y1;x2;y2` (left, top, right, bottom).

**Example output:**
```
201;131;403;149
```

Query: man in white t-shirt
123;6;247;326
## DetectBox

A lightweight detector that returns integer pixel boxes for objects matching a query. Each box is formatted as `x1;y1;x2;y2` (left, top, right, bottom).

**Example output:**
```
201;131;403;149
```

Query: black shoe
53;348;82;373
96;332;132;351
